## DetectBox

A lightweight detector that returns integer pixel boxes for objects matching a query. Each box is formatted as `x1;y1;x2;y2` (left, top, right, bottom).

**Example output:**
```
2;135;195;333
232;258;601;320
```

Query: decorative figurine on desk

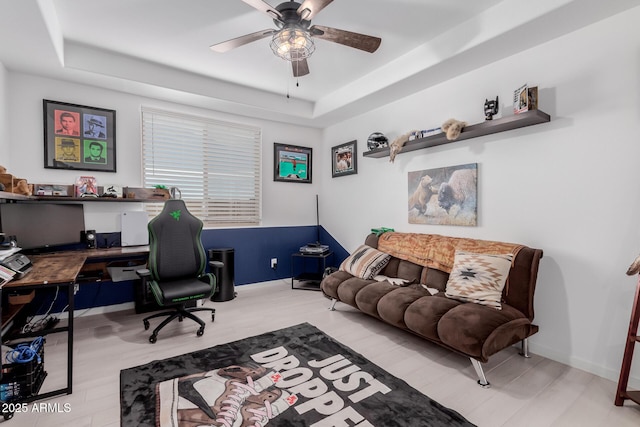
484;96;499;120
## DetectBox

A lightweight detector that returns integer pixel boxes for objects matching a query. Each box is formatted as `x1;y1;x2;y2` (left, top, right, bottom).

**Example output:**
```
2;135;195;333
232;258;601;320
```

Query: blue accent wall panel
31;225;348;314
201;225;346;285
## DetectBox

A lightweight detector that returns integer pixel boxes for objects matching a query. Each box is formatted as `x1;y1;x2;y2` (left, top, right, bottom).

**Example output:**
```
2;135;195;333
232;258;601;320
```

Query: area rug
120;322;475;427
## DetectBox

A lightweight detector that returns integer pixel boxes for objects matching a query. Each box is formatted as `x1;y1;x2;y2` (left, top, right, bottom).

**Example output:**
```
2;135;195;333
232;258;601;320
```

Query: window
141;107;262;226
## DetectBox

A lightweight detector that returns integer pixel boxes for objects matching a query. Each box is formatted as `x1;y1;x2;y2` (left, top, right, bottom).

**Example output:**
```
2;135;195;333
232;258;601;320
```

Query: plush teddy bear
0;165;32;196
14;179;32;196
441;118;467;141
389;130;419;163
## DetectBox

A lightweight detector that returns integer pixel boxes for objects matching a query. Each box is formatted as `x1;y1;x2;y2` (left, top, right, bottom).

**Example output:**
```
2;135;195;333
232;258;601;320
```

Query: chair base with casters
142;305;214;344
137;261;223;343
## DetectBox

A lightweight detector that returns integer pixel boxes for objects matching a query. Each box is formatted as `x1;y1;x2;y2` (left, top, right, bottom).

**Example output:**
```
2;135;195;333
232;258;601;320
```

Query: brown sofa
320;232;543;387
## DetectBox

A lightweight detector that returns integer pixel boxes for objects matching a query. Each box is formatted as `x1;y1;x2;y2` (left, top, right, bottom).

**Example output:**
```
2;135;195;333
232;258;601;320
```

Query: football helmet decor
367;132;389;151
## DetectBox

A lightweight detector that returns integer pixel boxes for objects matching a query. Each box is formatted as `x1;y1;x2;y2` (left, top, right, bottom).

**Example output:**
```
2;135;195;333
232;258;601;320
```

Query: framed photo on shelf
43;99;117;172
273;143;312;183
513;84;529;114
331;140;357;178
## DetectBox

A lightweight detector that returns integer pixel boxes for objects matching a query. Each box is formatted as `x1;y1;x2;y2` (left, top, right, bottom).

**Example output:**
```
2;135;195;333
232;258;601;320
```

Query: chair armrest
136;268;151;278
209;261;224;269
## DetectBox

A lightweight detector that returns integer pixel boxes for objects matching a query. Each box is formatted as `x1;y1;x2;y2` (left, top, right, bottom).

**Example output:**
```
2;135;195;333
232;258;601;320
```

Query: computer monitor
0;203;86;251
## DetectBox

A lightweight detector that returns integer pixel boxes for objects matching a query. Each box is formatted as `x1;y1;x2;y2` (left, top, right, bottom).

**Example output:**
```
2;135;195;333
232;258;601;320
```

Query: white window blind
141;107;262;226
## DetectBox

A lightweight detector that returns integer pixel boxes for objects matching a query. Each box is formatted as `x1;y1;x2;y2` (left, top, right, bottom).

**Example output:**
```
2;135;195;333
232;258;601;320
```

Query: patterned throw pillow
340;245;391;280
445;251;514;309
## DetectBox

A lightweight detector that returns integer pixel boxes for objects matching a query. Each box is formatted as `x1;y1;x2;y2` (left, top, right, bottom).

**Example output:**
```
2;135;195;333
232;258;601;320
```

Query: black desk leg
67;282;74;394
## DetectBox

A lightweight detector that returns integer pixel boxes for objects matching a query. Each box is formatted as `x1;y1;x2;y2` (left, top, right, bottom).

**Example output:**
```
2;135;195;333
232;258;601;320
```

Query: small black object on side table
291;251;334;291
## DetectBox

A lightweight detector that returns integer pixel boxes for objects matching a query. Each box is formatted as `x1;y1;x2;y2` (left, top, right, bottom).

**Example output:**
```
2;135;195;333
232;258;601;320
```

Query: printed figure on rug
156;345;392;427
157;363;295;427
121;323;475;427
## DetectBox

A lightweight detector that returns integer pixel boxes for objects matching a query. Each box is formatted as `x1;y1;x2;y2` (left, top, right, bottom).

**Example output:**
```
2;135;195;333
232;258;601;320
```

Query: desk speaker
0;234;17;249
85;230;97;249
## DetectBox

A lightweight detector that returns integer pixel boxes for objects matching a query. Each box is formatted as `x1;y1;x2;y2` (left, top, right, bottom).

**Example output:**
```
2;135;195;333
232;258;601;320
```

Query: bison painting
408;163;477;226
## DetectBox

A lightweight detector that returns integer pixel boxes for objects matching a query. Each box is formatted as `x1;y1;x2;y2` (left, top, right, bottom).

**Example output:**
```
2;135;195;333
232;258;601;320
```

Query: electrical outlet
271;258;278;269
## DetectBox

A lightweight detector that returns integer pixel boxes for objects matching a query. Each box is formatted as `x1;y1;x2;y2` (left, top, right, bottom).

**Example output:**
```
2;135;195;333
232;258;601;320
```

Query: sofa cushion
336;276;376;308
320;270;354;300
445;251;513;309
405;294;461;342
340;244;391;279
354;280;397;319
424;268;449;292
377;286;428;328
438;303;531;361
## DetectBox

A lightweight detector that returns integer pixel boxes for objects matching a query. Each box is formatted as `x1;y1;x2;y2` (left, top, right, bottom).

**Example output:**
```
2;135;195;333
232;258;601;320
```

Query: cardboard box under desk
7;290;35;305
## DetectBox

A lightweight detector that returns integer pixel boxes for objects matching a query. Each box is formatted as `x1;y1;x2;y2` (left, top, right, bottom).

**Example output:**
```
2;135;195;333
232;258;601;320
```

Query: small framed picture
513;84;528;114
331;140;357;178
43;99;117;172
273;143;312;183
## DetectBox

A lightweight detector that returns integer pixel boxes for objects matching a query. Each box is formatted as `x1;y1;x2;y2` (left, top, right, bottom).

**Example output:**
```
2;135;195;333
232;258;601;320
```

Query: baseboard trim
529;341;640;391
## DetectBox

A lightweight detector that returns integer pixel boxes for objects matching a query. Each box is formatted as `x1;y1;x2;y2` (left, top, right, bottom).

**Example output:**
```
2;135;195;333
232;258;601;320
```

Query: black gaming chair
136;199;222;343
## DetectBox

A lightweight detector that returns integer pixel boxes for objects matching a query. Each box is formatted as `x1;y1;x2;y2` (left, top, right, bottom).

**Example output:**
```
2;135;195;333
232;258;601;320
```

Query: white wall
321;8;640;386
5;73;322;231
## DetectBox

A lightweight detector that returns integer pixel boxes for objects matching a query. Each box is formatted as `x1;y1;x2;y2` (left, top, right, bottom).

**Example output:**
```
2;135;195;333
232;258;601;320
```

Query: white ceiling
0;0;637;127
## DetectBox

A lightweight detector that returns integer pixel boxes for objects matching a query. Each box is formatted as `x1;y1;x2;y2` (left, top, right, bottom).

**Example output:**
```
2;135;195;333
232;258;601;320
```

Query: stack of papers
0;246;21;261
0;264;16;287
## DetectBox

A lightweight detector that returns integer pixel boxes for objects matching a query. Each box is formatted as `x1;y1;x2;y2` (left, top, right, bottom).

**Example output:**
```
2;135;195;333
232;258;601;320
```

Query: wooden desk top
4;254;86;288
2;246;149;288
83;246;149;259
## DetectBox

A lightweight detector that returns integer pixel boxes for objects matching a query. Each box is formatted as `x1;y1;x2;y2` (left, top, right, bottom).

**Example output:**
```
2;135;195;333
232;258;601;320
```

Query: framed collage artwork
43;99;117;172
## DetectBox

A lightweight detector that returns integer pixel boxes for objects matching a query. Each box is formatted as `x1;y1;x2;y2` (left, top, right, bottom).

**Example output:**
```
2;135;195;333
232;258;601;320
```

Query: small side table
291;251;334;291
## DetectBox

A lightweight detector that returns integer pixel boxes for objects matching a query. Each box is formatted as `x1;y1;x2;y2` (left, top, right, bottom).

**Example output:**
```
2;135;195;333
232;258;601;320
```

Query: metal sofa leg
519;338;531;358
329;298;338;311
470;358;491;388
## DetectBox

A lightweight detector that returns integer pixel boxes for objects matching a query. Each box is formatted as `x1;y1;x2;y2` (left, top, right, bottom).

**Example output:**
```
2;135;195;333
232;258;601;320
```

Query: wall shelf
363;109;551;159
0;191;166;203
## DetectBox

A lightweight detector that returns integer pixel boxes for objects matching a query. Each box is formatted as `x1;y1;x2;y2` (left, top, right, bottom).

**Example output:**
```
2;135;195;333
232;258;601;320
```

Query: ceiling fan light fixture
270;26;315;61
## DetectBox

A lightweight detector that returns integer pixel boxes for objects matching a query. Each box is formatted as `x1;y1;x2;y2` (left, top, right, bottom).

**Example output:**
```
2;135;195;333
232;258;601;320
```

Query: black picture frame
43;99;117;172
273;143;312;184
331;140;358;178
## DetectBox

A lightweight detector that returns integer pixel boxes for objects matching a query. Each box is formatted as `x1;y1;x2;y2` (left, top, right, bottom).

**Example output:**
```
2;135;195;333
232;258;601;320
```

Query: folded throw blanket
378;232;523;273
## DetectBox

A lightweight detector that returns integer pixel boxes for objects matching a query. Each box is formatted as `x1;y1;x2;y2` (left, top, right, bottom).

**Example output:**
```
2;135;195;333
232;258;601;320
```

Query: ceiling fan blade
292;58;310;77
310;25;381;53
210;29;276;53
296;0;334;21
240;0;283;21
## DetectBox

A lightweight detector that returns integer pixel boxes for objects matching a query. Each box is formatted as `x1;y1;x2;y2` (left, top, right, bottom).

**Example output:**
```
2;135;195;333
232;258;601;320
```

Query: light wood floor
9;279;640;427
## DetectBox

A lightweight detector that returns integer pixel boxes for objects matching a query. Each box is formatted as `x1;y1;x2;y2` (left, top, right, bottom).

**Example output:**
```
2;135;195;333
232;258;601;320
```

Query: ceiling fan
210;0;382;77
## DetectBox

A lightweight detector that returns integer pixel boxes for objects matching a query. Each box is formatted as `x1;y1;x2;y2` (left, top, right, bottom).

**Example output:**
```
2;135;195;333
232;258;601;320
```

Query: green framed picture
273;143;312;184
